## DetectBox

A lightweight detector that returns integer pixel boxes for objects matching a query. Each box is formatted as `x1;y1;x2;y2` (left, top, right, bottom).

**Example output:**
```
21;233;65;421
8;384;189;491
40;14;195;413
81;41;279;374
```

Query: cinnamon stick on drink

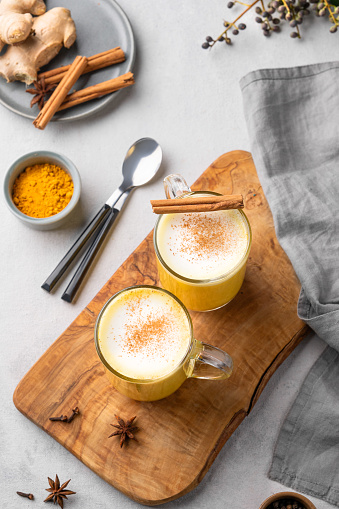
33;55;88;130
37;47;125;85
151;194;244;214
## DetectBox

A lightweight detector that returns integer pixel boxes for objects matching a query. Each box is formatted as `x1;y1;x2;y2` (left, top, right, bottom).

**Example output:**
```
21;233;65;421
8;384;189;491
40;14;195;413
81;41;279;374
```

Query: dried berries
202;0;339;48
267;498;306;509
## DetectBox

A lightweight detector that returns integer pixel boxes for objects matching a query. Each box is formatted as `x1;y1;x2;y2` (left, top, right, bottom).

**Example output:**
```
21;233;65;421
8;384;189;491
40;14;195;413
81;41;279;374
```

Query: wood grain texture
13;150;310;505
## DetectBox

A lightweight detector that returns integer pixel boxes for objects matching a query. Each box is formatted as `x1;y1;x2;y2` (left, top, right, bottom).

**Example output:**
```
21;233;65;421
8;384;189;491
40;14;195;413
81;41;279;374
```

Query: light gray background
0;1;336;507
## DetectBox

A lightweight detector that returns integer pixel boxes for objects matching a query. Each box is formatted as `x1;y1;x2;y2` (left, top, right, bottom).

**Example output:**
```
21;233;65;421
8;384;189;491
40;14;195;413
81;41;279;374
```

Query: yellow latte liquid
95;286;194;401
154;196;251;311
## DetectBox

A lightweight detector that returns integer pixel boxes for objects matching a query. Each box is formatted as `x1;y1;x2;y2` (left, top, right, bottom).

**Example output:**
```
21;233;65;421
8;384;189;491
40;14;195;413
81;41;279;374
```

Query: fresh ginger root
0;0;46;51
0;7;76;84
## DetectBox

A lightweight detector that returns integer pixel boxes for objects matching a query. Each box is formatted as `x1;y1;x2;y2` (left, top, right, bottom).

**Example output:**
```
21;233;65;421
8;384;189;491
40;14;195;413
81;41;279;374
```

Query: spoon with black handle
60;189;131;303
41;137;162;293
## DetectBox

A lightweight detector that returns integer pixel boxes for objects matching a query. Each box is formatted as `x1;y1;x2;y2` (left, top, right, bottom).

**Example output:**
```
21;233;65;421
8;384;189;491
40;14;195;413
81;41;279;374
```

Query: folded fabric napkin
240;62;339;507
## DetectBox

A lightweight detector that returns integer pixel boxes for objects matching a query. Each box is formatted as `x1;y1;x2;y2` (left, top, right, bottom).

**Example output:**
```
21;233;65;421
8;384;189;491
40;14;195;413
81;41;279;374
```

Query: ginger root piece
0;7;76;84
0;0;46;51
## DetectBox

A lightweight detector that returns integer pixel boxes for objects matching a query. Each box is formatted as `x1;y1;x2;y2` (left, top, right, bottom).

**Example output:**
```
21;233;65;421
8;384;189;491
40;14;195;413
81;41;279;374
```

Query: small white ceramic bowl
3;150;81;230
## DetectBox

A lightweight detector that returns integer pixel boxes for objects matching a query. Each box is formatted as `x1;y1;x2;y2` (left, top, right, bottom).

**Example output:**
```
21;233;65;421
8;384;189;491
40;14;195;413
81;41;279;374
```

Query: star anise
26;78;56;110
44;475;76;509
108;414;139;448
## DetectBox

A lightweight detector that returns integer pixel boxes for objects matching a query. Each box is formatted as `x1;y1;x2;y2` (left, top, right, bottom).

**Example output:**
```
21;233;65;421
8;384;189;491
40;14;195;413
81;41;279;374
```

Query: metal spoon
42;138;162;294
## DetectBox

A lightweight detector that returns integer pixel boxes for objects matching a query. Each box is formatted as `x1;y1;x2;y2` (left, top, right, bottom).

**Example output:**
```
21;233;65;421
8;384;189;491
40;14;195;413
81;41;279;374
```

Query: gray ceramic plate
0;0;135;121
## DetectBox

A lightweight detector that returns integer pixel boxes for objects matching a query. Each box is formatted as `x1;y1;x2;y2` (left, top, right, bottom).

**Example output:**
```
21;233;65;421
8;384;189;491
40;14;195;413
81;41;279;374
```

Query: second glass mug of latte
94;285;233;401
153;174;252;312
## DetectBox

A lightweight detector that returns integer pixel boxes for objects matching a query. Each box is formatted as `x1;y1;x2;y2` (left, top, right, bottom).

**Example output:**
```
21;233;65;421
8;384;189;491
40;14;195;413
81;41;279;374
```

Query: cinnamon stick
38;47;125;85
33;55;88;130
151;194;244;214
57;72;135;111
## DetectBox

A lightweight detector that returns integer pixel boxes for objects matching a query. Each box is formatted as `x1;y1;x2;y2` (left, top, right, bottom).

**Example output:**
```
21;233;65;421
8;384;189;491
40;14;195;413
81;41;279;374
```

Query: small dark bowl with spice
3;150;81;230
259;491;317;509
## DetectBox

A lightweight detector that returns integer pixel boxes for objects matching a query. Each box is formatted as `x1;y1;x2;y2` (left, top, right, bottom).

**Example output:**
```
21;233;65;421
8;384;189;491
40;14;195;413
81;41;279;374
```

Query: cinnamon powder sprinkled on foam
164;210;248;276
171;213;244;260
119;294;177;357
176;215;227;258
101;290;190;378
123;315;171;357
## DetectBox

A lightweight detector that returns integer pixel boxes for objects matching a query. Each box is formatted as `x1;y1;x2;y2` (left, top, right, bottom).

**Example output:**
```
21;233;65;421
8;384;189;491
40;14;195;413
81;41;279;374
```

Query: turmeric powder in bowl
12;163;74;218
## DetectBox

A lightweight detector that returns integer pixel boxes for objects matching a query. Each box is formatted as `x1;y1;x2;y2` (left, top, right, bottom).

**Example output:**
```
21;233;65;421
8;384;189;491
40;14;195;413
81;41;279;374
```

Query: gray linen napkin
240;62;339;506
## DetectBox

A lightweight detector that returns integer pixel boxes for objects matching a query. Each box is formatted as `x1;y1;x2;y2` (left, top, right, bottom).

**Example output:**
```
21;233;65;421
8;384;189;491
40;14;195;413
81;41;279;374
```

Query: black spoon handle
61;207;120;303
41;204;112;292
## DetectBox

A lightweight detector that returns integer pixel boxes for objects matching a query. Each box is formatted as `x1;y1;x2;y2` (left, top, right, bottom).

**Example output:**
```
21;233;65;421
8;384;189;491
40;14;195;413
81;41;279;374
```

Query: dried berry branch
202;0;339;48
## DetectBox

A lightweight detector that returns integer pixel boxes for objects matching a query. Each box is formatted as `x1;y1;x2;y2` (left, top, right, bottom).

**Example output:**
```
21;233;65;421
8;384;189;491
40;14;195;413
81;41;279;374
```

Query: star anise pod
26;77;56;110
108;414;139;448
44;475;76;509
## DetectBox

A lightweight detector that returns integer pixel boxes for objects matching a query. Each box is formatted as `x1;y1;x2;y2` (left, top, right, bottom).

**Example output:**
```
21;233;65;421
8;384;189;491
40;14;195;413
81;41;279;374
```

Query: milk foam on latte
156;208;249;280
98;287;191;380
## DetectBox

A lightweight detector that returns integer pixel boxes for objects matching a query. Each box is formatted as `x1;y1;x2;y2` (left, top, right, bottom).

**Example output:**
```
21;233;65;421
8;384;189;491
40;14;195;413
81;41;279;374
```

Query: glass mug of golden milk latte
94;285;233;401
153;174;252;312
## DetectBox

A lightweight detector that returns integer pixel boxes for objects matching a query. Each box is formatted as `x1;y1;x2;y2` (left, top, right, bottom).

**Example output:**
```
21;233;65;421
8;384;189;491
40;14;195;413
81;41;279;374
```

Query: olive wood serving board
13;150;309;506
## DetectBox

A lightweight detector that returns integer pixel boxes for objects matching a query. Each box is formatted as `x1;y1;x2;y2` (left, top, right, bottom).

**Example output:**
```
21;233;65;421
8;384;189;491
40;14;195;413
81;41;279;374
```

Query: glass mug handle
188;341;233;380
164;174;192;199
